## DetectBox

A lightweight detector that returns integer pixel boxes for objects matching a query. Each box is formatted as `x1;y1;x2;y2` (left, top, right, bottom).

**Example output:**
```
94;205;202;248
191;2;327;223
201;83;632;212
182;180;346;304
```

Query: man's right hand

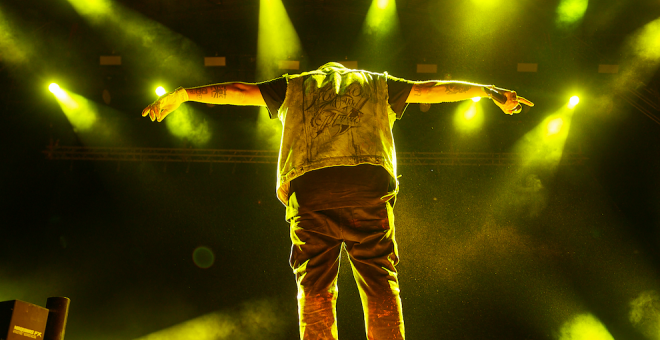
488;86;534;115
141;87;189;122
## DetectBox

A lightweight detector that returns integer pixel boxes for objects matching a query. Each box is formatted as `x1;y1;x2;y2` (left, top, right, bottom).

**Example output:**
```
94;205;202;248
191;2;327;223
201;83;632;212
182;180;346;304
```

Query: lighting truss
43;145;588;166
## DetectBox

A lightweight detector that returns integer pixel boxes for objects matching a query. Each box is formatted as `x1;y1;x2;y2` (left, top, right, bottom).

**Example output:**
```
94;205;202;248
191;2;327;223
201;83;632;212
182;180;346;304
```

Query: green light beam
65;0;206;83
164;103;211;146
256;0;302;149
556;0;589;29
357;0;402;67
0;5;31;65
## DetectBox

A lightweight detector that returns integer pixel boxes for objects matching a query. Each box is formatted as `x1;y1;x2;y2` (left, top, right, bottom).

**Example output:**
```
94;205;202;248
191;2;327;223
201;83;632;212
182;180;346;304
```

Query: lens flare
192;246;215;269
155;86;167;97
568;96;580;109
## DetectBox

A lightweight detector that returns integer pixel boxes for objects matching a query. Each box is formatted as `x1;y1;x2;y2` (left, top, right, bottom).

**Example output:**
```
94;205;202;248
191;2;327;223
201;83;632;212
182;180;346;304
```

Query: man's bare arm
406;81;490;104
142;82;266;122
406;81;534;115
185;82;266;106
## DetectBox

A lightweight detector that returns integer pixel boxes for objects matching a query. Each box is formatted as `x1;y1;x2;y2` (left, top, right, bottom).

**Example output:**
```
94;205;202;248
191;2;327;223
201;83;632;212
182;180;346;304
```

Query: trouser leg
343;202;405;340
289;209;343;340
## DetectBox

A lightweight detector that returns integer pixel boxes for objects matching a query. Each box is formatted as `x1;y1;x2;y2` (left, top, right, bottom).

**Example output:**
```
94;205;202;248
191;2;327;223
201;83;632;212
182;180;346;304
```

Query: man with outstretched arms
142;62;533;340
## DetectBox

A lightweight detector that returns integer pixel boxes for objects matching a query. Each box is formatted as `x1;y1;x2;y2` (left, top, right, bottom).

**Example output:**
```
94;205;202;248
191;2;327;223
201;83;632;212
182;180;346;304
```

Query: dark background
1;0;660;339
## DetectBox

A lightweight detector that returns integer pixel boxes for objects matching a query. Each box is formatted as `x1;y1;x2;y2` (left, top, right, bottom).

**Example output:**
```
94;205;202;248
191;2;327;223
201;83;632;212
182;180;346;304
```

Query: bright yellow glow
133;300;285;340
257;0;302;79
556;0;589;28
257;0;299;149
568;96;580;109
547;117;564;136
559;314;614;340
632;17;660;61
155;86;167;97
164;104;211;146
454;101;483;132
464;106;477;120
49;83;64;97
364;0;399;33
50;86;98;131
472;97;481;102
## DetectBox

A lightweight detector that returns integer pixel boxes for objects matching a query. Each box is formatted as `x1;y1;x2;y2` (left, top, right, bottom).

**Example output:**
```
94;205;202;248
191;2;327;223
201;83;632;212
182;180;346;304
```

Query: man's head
318;62;348;72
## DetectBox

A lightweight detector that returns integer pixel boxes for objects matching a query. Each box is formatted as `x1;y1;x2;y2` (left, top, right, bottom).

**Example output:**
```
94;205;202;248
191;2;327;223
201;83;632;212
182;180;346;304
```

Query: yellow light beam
257;0;302;79
358;0;402;64
556;0;589;29
49;84;97;131
559;314;614;340
65;0;206;82
256;0;301;149
0;6;30;65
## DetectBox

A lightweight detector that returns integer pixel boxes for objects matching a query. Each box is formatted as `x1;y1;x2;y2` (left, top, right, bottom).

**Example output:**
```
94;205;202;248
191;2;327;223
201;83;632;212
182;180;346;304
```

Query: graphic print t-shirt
258;74;414;212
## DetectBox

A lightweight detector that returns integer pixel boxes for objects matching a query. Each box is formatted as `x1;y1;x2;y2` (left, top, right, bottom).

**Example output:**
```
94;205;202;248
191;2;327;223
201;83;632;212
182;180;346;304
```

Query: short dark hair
318;62;348;71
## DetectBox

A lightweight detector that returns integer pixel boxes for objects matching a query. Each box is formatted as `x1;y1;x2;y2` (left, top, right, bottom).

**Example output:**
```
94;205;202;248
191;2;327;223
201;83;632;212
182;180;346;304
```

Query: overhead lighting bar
99;55;121;65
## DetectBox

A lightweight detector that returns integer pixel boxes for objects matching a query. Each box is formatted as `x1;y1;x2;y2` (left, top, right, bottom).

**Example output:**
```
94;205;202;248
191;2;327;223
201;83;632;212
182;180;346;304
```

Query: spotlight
49;83;65;98
155;86;167;97
568;96;580;109
472;97;481;102
49;83;60;93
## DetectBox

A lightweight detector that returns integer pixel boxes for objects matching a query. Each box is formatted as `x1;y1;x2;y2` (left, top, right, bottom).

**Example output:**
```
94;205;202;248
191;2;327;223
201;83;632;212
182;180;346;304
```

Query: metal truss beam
43;145;587;166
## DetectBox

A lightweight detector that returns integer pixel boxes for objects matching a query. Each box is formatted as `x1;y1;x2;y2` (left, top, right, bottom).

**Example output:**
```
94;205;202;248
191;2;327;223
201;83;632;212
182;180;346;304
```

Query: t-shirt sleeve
257;76;288;119
387;74;415;119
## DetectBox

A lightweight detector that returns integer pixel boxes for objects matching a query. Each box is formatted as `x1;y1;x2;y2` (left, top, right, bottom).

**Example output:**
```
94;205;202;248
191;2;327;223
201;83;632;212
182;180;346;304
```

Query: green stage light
257;0;302;78
454;101;483;132
559;314;613;340
155;86;167;97
632;17;660;61
556;0;588;28
568;96;580;109
365;0;398;32
257;0;299;149
49;83;64;97
66;0;206;83
49;85;98;131
0;8;29;65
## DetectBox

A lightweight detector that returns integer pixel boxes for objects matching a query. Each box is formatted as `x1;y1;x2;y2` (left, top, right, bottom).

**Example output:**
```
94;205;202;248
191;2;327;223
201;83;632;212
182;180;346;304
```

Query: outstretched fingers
518;96;534;107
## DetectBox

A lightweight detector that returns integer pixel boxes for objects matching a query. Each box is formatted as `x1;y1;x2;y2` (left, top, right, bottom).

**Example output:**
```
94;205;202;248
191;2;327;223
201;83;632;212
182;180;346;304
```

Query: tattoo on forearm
446;83;472;95
211;85;227;99
413;83;434;96
194;88;208;100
